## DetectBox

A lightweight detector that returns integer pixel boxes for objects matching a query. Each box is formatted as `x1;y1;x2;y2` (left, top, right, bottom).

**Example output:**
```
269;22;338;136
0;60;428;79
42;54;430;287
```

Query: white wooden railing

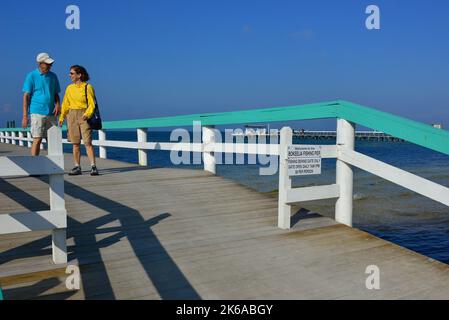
277;119;449;229
2;120;449;233
0;127;67;264
1;127;281;173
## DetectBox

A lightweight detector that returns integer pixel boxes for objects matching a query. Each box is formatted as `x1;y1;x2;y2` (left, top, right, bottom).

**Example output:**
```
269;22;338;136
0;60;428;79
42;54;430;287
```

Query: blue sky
0;0;448;130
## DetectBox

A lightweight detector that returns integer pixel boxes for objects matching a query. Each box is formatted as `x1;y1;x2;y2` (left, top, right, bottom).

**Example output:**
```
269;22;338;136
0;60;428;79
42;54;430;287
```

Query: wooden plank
0;266;68;287
0;210;67;234
0;156;64;177
286;184;340;204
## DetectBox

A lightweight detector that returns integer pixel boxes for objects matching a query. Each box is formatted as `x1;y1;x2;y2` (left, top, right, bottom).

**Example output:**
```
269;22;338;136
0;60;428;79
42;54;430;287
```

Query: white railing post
98;129;107;159
26;132;32;148
278;127;293;229
40;138;45;150
0;132;4;143
137;128;148;166
11;132;17;145
335;118;356;227
19;131;24;147
47;126;67;264
202;126;217;174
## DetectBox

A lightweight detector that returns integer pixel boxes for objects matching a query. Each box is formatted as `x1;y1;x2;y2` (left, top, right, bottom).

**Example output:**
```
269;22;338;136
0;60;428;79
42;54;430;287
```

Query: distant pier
294;130;404;142
232;130;404;142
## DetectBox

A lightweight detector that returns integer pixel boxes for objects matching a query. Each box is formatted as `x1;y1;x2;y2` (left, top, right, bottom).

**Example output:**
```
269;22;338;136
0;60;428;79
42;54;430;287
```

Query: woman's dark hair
70;65;90;82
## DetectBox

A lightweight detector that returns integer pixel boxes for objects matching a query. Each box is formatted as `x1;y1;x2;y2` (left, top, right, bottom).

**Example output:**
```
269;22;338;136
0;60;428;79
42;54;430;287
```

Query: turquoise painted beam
338;100;449;156
1;99;448;156
0;126;67;133
100;100;339;129
0;128;30;132
0;100;339;131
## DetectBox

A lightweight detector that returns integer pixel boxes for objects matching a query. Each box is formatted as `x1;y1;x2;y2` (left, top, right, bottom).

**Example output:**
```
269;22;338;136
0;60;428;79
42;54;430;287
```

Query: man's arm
22;92;30;128
54;93;61;116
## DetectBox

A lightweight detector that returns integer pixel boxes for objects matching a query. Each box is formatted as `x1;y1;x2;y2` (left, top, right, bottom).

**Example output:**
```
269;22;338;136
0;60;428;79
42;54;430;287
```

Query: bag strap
84;83;99;111
84;83;89;109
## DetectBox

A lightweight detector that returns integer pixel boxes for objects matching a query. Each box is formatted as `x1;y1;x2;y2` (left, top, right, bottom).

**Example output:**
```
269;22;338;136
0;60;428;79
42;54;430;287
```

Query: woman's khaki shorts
67;109;92;145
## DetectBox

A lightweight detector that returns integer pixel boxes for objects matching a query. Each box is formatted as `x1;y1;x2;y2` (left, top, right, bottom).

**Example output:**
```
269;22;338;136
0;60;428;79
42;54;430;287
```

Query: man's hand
22;116;28;129
53;106;60;116
82;115;88;121
54;94;61;116
58;119;64;127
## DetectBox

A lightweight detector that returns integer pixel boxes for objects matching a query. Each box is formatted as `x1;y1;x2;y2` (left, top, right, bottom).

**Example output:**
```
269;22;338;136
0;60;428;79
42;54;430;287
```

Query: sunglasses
70;72;77;75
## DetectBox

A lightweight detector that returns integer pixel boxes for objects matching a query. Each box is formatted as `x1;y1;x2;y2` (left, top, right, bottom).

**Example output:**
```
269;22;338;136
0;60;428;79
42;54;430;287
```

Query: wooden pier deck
1;143;449;300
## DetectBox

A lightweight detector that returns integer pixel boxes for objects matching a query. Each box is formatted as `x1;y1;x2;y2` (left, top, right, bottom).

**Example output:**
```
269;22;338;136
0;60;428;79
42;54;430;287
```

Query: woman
59;65;99;176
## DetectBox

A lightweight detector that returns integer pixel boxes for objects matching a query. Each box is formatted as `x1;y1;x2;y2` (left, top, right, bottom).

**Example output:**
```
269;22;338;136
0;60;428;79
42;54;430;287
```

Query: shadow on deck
0;175;200;299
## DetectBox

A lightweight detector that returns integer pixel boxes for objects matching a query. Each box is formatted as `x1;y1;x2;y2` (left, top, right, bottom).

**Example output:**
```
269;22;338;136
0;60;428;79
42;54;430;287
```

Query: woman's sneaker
90;165;99;176
69;166;82;176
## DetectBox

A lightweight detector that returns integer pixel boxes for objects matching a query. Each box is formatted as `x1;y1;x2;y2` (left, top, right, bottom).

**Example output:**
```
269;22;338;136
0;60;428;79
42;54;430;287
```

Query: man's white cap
36;52;55;64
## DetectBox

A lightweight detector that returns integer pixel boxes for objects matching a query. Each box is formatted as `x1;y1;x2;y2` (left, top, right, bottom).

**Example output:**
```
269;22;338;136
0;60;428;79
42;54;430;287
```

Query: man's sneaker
69;166;82;176
90;165;99;176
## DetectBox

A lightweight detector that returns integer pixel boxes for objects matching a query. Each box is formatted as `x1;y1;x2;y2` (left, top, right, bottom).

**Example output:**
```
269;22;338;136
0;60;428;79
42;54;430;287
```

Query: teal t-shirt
22;69;61;116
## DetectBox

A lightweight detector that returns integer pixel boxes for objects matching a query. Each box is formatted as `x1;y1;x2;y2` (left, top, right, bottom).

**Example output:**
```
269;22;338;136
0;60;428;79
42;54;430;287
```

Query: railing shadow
2;278;77;300
291;208;322;227
0;177;201;300
0;178;116;299
64;180;200;299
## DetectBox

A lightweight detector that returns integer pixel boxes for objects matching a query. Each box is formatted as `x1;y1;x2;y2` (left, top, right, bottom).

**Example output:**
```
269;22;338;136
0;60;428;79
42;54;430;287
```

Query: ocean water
63;130;449;264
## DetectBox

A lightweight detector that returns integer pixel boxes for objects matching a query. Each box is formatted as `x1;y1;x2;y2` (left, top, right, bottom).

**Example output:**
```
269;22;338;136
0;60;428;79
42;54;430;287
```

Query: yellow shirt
60;82;96;122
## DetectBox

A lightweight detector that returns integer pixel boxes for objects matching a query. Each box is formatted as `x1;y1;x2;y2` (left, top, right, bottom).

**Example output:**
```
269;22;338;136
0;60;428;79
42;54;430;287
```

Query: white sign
287;145;322;176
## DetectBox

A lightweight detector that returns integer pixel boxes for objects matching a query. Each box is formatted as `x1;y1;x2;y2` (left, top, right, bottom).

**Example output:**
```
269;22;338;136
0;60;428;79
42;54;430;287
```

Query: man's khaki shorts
67;109;92;145
31;114;58;139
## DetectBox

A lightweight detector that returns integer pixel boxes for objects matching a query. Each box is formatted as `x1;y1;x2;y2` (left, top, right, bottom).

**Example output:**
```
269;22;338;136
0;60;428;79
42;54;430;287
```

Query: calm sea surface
63;130;449;265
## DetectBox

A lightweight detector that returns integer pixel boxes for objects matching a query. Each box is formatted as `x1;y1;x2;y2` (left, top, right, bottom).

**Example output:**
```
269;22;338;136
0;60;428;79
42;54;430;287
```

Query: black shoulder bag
85;83;102;130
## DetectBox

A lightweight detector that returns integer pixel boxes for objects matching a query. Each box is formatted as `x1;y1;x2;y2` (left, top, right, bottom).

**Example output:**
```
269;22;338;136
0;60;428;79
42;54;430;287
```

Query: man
22;53;61;156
